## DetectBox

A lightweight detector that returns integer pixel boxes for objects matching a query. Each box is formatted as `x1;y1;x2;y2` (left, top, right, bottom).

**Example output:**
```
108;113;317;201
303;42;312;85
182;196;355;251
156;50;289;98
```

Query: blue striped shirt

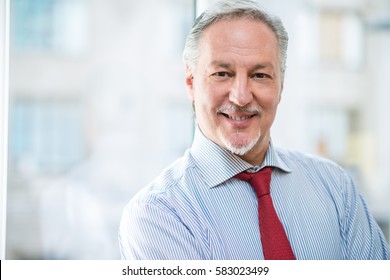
119;129;390;260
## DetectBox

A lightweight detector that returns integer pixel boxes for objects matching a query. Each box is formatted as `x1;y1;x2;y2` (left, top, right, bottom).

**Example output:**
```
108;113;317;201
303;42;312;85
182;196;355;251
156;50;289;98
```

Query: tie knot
235;167;273;197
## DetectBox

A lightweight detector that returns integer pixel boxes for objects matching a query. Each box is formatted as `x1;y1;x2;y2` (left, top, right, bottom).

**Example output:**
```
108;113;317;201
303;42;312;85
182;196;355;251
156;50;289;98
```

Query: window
9;99;86;173
11;0;87;54
6;0;194;259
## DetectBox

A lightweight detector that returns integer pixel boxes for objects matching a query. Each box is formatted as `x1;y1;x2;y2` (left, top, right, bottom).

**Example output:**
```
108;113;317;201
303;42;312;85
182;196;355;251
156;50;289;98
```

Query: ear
185;65;195;101
278;80;284;104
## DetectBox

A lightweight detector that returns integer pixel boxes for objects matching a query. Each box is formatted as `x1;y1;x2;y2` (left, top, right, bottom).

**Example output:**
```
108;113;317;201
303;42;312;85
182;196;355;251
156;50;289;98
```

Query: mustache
216;105;262;115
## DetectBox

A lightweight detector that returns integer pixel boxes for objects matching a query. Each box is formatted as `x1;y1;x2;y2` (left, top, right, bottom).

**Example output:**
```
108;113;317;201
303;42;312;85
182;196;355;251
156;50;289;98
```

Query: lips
216;105;260;117
220;113;255;121
216;105;261;128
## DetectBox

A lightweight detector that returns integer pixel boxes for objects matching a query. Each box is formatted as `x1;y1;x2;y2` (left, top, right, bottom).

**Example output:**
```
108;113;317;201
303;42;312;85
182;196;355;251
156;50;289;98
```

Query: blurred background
4;0;390;259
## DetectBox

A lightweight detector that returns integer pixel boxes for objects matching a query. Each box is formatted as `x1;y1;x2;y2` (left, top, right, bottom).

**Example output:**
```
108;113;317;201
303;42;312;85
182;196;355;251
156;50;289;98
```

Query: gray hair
183;0;289;77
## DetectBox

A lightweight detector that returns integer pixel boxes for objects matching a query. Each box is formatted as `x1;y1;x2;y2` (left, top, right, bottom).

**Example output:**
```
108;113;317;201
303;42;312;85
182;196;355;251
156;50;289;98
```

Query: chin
220;131;261;156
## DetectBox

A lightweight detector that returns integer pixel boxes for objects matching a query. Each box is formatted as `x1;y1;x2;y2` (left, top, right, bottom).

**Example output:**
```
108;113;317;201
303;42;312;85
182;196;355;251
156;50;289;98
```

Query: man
119;0;390;259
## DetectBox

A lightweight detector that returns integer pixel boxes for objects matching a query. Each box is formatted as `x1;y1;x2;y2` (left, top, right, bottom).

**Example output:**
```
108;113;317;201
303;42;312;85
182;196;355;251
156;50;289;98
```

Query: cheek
257;92;280;112
258;83;282;105
194;81;226;108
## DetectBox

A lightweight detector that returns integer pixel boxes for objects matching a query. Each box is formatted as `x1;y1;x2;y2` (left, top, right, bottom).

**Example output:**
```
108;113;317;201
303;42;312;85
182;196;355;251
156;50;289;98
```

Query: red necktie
235;167;296;260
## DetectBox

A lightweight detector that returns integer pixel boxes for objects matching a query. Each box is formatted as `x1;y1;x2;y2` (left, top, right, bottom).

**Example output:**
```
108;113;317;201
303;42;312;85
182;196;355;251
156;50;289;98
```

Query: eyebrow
210;61;275;72
210;61;232;70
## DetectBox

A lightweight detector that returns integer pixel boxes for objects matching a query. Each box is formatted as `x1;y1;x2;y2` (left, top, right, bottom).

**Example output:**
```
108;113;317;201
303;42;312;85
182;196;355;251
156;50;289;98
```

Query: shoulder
120;150;207;241
273;146;353;190
275;146;344;173
128;150;197;207
273;146;357;208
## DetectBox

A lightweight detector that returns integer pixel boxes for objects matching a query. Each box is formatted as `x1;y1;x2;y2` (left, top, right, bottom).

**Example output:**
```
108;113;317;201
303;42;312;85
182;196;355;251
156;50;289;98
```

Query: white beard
220;129;261;156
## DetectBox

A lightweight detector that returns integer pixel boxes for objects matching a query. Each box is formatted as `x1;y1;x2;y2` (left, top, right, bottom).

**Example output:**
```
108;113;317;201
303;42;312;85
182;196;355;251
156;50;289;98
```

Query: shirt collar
190;128;291;188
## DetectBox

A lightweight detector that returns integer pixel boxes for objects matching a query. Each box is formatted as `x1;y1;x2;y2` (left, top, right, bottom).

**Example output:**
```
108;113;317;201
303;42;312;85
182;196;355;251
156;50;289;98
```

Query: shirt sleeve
119;200;206;260
341;171;390;259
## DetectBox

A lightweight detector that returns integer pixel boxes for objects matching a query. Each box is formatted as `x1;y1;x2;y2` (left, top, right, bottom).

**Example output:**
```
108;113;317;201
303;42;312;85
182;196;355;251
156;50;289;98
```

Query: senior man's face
185;18;283;165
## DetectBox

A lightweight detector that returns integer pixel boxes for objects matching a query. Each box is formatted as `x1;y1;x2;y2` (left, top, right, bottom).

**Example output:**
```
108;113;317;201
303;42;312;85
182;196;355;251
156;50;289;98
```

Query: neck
237;134;270;166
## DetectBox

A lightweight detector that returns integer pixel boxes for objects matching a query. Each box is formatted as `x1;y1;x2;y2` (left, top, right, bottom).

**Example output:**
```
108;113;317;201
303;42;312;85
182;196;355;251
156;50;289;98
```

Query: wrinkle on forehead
198;19;280;69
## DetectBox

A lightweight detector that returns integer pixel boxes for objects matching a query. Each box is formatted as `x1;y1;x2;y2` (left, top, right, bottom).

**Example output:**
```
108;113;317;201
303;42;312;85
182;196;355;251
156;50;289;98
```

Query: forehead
198;18;279;65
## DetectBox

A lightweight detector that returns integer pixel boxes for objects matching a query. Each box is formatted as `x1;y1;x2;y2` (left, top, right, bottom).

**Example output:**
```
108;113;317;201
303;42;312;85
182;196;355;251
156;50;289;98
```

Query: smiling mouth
220;113;255;121
216;105;261;123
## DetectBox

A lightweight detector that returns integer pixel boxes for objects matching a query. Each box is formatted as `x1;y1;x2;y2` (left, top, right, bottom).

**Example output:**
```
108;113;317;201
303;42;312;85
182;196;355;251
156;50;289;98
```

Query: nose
229;75;253;107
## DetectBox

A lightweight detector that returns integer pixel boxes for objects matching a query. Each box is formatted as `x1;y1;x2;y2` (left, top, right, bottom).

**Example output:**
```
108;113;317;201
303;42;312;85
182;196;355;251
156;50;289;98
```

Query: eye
253;73;271;79
211;72;232;79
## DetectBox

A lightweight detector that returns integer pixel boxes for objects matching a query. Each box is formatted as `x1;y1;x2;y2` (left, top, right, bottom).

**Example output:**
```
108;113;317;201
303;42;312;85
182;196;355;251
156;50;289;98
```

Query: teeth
227;115;250;121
